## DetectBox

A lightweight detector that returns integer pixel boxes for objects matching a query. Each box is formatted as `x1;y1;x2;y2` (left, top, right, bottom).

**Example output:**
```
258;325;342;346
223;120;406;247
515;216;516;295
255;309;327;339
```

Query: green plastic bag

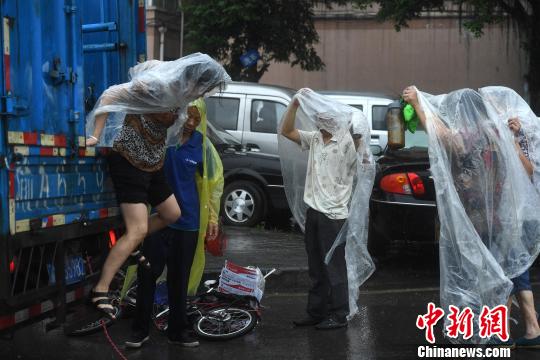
400;99;419;133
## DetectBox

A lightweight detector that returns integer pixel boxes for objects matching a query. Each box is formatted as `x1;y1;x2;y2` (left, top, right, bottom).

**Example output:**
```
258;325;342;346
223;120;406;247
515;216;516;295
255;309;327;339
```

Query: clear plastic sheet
416;88;540;343
86;53;231;146
278;88;375;319
480;86;540;194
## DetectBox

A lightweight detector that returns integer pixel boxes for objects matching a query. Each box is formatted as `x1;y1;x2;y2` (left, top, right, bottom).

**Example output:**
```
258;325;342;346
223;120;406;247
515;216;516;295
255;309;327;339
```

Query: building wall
261;17;527;97
146;5;183;61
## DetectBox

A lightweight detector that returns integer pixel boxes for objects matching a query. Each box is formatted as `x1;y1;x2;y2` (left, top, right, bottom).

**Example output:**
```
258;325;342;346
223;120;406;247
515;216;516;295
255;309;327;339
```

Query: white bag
218;261;265;302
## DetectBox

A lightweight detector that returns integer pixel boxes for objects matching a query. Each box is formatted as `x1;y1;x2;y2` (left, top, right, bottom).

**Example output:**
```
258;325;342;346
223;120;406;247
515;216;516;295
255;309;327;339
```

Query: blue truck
0;0;146;331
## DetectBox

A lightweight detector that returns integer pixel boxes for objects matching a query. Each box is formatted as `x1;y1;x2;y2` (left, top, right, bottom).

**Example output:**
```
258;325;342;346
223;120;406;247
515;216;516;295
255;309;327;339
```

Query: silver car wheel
224;189;255;223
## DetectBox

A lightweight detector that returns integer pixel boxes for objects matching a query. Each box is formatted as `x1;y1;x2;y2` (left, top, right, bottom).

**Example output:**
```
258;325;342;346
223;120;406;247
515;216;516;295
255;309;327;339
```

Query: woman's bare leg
93;195;179;293
94;203;149;293
516;290;540;339
148;194;181;235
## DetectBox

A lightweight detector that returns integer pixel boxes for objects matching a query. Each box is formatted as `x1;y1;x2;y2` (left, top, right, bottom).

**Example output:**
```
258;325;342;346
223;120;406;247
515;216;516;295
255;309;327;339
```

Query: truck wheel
222;181;265;227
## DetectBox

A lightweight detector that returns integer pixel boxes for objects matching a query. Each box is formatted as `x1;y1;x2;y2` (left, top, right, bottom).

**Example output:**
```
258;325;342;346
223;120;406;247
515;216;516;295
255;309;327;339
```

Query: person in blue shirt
125;99;224;348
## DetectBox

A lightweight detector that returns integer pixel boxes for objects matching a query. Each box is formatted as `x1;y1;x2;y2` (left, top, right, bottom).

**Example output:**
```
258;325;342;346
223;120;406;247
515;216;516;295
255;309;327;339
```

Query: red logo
446;305;474;340
479;305;509;341
416;302;445;344
417;304;508;343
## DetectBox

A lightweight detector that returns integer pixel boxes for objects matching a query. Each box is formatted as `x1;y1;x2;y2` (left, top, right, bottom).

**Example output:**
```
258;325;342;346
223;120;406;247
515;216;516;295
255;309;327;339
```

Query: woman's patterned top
113;114;175;172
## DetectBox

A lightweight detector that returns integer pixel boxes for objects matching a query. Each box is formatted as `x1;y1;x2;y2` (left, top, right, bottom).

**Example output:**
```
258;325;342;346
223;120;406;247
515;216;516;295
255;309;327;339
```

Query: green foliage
352;1;528;36
183;0;342;82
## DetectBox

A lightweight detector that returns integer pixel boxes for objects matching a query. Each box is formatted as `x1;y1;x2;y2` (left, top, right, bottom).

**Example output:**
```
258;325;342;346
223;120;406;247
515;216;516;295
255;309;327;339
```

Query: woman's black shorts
108;151;173;207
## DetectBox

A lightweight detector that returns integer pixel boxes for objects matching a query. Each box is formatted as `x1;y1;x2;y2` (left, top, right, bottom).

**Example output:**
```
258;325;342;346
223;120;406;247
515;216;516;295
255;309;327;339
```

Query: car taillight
406;172;425;196
380;172;425;196
9;259;15;273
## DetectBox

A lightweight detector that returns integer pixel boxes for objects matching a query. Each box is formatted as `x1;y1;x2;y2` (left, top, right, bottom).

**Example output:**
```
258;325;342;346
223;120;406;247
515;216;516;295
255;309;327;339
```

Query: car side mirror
370;145;383;156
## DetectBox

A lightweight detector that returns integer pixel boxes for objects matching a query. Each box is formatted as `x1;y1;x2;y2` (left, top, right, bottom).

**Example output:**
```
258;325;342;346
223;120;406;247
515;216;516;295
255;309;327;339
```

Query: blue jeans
511;269;532;295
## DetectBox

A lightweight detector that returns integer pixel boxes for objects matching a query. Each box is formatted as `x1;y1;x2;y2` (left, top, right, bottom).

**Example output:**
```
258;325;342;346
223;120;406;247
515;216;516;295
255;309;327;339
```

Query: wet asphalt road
2;226;540;360
4;284;540;360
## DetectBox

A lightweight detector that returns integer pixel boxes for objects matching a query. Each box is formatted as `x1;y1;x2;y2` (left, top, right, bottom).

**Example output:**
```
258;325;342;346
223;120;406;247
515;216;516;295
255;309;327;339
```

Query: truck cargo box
0;0;145;331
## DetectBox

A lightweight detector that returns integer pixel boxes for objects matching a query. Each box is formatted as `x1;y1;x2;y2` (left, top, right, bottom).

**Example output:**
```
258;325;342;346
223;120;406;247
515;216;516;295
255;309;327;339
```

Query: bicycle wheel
194;306;258;340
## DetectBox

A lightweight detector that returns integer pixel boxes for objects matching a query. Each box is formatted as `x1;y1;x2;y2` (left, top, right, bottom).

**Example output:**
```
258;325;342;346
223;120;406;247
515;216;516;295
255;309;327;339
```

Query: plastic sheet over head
479;86;540;194
277;88;375;319
416;87;540;343
86;53;231;146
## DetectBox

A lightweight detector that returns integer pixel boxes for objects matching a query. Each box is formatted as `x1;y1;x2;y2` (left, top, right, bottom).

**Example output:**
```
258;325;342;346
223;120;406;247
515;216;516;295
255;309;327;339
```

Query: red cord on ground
101;320;129;360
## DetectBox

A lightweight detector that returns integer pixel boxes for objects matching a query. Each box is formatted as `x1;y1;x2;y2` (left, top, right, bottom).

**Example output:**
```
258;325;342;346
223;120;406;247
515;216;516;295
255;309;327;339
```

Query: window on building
250;100;286;134
146;0;179;11
205;97;240;131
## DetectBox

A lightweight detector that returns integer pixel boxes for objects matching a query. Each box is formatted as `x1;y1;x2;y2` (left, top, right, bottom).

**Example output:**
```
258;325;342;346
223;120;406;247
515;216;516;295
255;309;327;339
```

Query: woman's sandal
130;250;151;269
89;289;117;320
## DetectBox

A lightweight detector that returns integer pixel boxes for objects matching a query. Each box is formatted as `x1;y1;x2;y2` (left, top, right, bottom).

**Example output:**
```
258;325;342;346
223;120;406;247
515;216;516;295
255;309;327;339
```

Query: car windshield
404;130;429;149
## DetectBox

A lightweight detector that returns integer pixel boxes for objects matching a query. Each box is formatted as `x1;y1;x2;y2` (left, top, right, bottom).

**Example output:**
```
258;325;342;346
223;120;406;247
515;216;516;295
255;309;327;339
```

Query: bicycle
65;266;276;341
142;268;276;340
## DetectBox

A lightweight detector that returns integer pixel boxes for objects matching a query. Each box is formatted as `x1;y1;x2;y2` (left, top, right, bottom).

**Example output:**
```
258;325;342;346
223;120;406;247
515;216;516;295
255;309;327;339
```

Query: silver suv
206;83;294;226
206;83;393;226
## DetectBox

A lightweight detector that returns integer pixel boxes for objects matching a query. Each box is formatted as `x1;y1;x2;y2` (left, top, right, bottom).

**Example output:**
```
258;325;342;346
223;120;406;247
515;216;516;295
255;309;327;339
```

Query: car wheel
222;181;265;227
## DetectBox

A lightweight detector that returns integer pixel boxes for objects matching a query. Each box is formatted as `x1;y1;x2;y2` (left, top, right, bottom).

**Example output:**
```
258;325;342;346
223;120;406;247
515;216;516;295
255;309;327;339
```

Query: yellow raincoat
120;98;224;299
188;98;224;295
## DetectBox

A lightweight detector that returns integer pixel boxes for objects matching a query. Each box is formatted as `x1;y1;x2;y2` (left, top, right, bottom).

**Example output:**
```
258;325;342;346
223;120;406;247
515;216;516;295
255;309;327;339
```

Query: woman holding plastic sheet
85;53;231;318
402;86;540;344
279;88;375;329
480;86;540;348
125;98;224;348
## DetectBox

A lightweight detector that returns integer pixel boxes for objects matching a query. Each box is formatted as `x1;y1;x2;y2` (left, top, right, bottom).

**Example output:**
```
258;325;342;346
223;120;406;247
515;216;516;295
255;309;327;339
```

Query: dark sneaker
315;316;348;330
486;337;515;349
168;332;200;348
293;316;323;327
515;335;540;349
125;331;149;349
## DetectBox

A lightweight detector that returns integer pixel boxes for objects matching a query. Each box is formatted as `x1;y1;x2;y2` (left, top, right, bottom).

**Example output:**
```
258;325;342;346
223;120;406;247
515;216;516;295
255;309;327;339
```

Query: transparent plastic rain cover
278;88;375;319
86;52;231;146
416;87;540;343
480;86;540;194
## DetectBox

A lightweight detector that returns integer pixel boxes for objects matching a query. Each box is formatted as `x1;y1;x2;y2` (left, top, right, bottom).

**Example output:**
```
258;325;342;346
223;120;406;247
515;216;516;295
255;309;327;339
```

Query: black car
369;130;438;256
206;122;289;227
